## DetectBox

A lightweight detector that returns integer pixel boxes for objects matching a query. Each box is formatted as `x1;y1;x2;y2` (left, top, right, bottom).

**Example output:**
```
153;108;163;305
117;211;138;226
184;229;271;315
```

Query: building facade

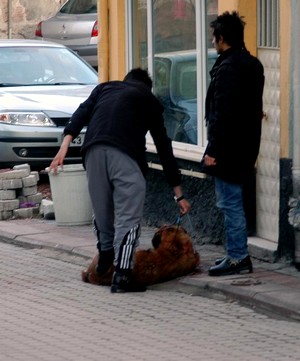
98;0;298;263
0;0;297;263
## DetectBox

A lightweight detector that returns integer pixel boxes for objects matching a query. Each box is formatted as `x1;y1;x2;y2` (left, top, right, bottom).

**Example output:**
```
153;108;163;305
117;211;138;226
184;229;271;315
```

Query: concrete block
40;199;55;220
18;196;27;203
0;169;30;179
0;199;19;211
0;190;16;200
20;185;38;196
2;178;23;189
22;175;38;187
0;210;13;220
30;171;40;182
13;208;33;219
27;192;43;204
13;164;31;172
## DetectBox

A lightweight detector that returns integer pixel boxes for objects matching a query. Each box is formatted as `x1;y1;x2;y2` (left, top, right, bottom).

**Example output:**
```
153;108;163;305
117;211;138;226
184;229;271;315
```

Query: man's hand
177;198;191;215
173;185;191;215
204;154;217;166
49;135;73;174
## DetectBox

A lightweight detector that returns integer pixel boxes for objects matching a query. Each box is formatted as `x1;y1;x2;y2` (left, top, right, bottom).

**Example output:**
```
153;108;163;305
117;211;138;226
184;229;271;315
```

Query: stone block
27;192;43;204
18;196;27;203
0;179;3;190
13;164;31;172
22;175;38;187
13;208;33;219
40;199;55;220
0;199;19;211
19;185;38;196
0;210;13;220
0;190;16;200
2;178;23;189
0;169;30;179
30;171;40;182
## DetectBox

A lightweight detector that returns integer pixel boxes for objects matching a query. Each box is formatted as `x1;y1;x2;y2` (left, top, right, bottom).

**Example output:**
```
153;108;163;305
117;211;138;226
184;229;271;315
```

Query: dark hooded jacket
63;79;181;187
200;47;265;184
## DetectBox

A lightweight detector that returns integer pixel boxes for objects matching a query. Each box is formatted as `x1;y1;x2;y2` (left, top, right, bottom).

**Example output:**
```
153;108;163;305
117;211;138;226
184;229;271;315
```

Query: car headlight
0;112;56;126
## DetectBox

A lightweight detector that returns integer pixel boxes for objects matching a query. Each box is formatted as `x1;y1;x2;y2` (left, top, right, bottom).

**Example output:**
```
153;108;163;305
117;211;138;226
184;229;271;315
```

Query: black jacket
201;48;265;183
63;79;181;187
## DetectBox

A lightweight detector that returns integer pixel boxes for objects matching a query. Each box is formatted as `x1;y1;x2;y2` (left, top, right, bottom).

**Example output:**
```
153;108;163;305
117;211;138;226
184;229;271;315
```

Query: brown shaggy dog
81;224;200;286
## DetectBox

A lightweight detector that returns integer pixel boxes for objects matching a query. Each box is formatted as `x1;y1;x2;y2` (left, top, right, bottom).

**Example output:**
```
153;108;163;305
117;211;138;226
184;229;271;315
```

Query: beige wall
218;0;257;56
0;0;64;39
280;2;291;158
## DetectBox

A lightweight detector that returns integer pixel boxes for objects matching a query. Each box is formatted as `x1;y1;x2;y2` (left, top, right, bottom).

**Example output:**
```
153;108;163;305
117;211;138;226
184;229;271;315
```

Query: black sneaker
208;255;253;276
111;272;146;293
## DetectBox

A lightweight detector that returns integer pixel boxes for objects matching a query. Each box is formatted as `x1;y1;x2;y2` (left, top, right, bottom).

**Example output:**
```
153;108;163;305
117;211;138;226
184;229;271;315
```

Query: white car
35;0;98;69
0;39;98;169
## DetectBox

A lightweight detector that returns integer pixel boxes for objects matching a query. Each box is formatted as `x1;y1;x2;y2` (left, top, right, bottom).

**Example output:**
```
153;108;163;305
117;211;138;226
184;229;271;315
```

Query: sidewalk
1;217;300;322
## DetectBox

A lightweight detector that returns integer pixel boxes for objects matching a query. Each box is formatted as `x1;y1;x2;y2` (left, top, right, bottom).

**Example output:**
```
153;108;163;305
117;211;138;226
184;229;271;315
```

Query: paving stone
22;175;38;187
40;199;55;220
27;192;43;204
13;163;31;172
0;189;16;200
0;169;30;179
2;178;22;190
19;185;38;196
13;207;39;219
1;241;300;361
0;210;12;220
30;171;40;182
0;199;19;211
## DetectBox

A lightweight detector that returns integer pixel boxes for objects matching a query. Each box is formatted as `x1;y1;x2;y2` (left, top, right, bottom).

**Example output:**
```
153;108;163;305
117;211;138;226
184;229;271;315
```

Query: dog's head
151;225;193;252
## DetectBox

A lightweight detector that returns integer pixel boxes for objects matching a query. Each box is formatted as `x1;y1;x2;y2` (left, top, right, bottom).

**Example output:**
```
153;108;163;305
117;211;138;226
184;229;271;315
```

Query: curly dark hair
210;11;246;49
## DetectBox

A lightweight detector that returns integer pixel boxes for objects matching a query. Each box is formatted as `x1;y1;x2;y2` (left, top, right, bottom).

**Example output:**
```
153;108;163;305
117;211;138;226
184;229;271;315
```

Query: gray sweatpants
85;145;146;272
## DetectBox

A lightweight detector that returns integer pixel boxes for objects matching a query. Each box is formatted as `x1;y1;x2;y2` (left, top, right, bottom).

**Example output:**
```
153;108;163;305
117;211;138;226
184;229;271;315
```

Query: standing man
49;68;190;292
200;11;264;276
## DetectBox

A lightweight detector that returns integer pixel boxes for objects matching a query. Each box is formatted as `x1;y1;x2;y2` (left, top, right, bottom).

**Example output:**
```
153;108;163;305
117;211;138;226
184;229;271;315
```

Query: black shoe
111;272;146;293
208;255;253;276
215;256;227;265
96;249;114;276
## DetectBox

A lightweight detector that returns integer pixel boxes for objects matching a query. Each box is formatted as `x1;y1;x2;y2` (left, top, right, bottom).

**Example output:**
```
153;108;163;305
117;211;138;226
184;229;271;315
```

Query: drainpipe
98;0;109;82
291;0;300;196
8;0;12;39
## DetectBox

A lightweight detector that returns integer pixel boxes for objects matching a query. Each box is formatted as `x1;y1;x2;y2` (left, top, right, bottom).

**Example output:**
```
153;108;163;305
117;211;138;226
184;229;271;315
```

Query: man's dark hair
123;68;153;89
210;11;246;49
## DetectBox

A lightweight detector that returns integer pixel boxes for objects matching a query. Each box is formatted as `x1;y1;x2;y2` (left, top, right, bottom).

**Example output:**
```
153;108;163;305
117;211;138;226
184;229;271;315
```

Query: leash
174;213;197;253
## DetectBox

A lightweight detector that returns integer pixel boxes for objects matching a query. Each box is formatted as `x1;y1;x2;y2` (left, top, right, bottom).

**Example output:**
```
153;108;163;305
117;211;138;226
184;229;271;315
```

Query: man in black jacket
50;68;190;292
200;11;264;276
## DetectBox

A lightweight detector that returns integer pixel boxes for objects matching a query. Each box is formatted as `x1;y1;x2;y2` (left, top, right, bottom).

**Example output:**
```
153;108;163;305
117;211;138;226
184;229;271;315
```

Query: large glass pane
153;0;197;144
130;0;218;147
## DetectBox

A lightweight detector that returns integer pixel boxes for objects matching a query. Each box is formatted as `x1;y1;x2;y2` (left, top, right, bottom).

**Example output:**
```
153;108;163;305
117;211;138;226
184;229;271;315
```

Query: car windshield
0;46;98;86
60;0;97;14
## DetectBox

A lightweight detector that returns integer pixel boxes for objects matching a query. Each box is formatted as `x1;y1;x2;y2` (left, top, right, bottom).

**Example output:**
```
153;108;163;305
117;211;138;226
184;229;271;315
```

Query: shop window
128;0;218;154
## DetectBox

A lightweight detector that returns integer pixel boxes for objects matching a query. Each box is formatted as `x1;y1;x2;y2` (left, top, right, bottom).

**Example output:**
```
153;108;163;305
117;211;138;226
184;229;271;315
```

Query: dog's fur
81;224;200;286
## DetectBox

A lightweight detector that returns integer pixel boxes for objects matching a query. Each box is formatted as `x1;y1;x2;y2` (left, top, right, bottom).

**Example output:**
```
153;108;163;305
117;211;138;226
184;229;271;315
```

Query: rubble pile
0;164;43;220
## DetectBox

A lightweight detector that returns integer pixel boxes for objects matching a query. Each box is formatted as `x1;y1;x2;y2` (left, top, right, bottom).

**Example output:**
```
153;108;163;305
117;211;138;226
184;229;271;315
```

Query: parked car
154;49;217;144
35;0;98;69
0;39;98;169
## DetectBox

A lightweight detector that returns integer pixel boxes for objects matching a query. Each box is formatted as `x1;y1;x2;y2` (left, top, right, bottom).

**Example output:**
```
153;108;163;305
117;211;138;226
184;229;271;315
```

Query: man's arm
150;113;190;214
